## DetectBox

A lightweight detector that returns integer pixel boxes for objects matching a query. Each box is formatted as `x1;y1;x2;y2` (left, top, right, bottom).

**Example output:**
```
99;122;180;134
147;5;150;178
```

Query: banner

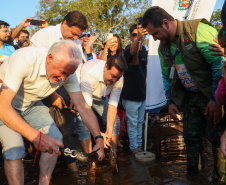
146;0;217;112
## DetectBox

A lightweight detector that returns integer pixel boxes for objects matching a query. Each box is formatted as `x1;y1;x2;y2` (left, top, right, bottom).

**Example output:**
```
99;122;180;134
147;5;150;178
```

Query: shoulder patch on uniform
184;36;190;43
185;43;192;50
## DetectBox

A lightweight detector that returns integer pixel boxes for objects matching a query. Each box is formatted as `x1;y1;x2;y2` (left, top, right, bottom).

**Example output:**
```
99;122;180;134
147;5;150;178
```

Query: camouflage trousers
182;91;226;176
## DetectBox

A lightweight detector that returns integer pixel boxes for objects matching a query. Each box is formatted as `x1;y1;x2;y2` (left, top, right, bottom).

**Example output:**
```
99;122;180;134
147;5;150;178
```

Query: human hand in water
93;137;105;161
101;132;112;149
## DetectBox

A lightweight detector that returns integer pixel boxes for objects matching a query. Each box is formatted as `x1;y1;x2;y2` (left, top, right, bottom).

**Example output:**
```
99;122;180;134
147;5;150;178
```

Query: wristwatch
94;135;104;141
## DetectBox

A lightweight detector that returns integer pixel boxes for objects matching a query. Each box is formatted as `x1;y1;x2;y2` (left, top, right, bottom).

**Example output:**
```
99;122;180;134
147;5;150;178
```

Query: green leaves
32;0;151;53
210;9;222;32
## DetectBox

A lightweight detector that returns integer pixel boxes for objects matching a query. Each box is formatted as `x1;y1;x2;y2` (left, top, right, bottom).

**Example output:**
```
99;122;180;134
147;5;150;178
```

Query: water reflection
0;127;222;185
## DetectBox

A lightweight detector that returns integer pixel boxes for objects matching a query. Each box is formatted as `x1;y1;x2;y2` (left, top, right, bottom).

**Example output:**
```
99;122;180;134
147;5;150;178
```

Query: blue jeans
0;101;62;160
76;97;120;141
122;99;146;151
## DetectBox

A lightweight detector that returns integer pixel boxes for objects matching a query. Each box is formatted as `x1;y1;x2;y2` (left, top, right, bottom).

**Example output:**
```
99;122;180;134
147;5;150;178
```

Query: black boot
198;140;205;172
186;143;200;174
212;145;220;178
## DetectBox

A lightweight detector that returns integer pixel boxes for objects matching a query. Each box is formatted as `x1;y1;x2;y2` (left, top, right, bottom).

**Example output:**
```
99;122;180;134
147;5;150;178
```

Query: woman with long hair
99;34;123;61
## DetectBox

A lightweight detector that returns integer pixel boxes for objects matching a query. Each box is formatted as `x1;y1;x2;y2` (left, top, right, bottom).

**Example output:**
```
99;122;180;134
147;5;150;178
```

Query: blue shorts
0;101;62;160
76;97;120;141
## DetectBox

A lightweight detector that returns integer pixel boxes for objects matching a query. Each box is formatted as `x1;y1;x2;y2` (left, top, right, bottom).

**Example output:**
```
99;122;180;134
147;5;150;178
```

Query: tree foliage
210;9;222;32
32;0;151;53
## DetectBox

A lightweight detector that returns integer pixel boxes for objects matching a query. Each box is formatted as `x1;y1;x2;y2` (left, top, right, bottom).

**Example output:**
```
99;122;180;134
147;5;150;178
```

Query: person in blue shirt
0;20;15;64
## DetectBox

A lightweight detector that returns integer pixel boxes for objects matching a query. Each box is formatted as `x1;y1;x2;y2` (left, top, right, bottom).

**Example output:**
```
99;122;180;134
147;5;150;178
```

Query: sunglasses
131;33;137;37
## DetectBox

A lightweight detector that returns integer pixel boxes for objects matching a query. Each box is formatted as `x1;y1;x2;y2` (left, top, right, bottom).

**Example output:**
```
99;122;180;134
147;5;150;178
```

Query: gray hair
47;40;82;67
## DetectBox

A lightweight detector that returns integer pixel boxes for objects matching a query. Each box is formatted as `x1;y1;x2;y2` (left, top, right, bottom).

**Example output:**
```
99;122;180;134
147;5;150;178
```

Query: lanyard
169;47;180;79
172;48;180;62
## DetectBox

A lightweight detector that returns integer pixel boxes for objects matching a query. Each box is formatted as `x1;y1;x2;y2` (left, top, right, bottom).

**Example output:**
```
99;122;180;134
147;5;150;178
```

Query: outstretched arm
99;38;113;61
68;91;105;160
105;104;117;141
8;18;33;45
130;25;147;56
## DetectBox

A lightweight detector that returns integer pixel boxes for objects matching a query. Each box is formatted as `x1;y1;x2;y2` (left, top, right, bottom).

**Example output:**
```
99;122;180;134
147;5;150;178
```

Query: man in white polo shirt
76;54;128;156
0;40;104;185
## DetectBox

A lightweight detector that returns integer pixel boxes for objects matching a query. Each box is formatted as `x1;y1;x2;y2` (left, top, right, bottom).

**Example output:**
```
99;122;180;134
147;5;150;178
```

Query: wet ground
0;122;221;185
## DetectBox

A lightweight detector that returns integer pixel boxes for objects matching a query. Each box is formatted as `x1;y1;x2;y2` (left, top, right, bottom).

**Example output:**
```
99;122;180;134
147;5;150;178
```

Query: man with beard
14;29;30;50
76;55;127;156
142;6;226;181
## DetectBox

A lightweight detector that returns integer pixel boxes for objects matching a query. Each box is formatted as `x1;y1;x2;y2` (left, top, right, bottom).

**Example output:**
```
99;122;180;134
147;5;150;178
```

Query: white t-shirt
77;59;123;107
1;46;80;111
31;24;86;63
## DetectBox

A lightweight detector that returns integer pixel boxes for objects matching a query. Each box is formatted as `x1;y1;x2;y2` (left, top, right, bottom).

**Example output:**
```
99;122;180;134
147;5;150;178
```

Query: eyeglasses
0;29;10;34
131;33;137;37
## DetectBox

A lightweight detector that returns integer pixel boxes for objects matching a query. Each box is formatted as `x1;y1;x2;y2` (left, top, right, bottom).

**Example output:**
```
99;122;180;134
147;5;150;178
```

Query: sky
1;0;225;29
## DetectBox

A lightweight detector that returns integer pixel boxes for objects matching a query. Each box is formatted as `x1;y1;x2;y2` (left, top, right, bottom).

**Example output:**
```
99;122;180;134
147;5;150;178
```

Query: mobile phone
106;33;113;41
30;20;42;26
87;32;99;46
136;17;143;25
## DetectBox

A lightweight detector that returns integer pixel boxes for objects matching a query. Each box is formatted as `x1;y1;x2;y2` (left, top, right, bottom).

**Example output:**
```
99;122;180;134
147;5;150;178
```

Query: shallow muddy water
0;125;222;185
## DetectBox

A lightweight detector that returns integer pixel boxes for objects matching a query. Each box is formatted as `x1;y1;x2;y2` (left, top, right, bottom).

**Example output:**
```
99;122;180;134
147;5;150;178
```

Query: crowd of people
0;3;225;185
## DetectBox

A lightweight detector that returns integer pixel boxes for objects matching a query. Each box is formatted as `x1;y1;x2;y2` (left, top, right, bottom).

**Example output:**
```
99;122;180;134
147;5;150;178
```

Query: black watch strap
94;135;103;141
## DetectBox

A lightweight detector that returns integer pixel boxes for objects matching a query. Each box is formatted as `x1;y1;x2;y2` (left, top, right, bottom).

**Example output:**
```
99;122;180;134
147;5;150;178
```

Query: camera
30;20;42;26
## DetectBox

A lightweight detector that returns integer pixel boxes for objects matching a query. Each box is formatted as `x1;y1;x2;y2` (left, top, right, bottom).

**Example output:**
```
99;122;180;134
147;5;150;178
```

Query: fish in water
106;138;119;174
110;150;119;174
74;150;99;163
60;148;99;163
